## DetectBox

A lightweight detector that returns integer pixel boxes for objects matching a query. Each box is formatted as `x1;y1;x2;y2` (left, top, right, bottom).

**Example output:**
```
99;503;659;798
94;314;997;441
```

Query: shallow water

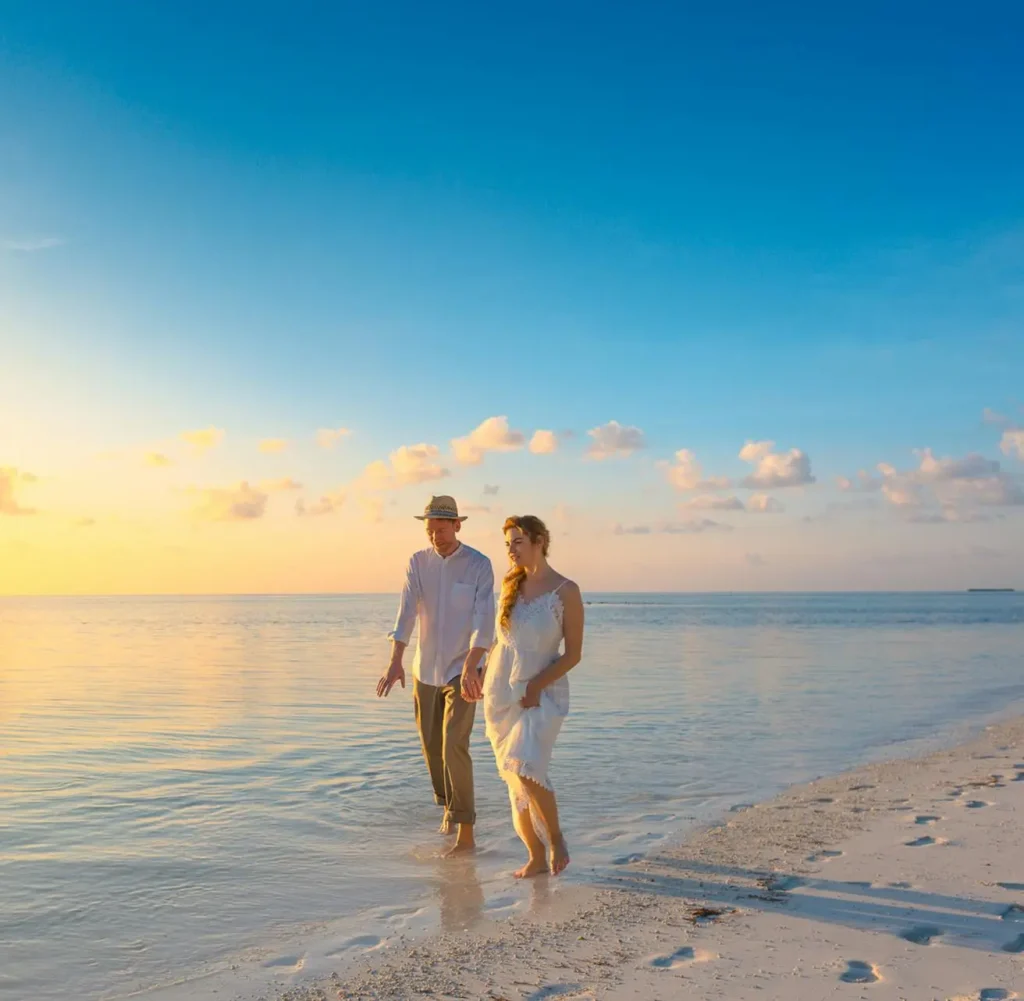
1;592;1022;1000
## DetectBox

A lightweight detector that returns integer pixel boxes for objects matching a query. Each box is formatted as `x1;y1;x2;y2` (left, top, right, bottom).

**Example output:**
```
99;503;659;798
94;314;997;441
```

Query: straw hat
414;495;466;521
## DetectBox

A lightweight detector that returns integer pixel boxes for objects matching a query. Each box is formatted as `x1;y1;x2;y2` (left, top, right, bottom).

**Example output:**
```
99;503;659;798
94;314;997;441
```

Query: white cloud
837;470;883;492
984;407;1013;428
915;448;1000;482
189;482;266;521
614;518;732;536
360;443;450;491
941;474;1024;508
739;440;815;489
359;496;385;523
839;446;1024;521
680;494;745;512
451;416;526;466
0;467;38;515
881;480;923;508
259;438;289;454
529;429;559;455
483;484;500;496
1001;429;1024;461
586;420;646;461
747;494;784;513
659;449;732;492
2;236;65;252
181;426;225;453
297;489;346;517
260;477;303;493
316;427;353;449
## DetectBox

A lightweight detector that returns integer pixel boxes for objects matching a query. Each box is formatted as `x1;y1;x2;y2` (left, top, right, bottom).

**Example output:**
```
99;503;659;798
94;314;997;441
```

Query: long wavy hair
498;515;551;630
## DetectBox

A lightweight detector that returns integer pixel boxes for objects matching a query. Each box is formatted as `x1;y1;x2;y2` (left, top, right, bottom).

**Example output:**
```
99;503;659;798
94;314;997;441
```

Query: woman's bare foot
513;856;548;878
549;836;570;875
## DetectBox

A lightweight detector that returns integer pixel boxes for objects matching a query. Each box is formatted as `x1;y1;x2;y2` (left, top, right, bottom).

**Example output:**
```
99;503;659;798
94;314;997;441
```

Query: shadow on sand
594;855;1024;953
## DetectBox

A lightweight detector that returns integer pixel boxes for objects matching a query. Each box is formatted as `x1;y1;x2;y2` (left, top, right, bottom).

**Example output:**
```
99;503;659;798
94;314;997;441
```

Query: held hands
376;661;405;698
461;665;484;703
518;679;542;709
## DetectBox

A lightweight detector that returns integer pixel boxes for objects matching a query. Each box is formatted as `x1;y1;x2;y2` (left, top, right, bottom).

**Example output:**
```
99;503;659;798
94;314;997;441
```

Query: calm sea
2;592;1022;1000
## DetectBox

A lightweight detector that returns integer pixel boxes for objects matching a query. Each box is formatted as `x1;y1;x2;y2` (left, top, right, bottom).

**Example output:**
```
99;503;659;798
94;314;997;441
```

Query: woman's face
505;526;538;568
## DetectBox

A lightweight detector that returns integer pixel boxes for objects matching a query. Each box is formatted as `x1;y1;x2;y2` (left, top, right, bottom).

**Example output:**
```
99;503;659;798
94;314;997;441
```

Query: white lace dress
483;586;570;811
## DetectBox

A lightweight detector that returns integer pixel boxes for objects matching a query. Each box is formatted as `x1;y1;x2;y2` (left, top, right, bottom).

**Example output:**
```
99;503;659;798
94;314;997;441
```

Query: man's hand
376;661;406;698
519;679;542;709
461;665;484;703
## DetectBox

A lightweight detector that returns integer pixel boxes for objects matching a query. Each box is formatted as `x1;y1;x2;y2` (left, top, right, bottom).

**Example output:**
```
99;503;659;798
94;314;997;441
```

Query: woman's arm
521;582;584;706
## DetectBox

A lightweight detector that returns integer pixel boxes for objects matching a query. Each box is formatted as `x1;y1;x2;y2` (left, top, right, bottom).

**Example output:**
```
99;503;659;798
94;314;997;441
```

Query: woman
476;515;584;878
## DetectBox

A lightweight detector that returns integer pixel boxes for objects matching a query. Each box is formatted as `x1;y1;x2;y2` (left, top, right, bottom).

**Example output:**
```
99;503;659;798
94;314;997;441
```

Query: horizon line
0;588;1017;600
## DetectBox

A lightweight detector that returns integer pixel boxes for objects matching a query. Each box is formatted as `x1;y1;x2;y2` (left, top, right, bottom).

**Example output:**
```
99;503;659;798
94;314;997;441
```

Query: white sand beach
260;715;1024;1001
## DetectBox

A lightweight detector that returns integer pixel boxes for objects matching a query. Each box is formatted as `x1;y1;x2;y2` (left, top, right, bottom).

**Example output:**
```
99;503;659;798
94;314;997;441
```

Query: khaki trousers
413;677;476;826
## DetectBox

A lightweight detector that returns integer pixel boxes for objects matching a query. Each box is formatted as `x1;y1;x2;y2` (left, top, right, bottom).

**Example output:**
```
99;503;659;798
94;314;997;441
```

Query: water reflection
433;856;485;931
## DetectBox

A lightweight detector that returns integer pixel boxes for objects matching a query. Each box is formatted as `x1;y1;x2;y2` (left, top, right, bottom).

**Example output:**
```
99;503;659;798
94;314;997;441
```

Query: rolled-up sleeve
469;558;496;650
388;557;419;645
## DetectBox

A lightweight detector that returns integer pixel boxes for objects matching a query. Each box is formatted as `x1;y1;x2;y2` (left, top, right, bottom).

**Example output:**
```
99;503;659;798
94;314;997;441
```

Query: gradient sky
2;1;1023;594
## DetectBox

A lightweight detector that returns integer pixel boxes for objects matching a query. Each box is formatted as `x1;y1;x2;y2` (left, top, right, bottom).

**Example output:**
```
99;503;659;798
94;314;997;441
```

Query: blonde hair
498;515;551;630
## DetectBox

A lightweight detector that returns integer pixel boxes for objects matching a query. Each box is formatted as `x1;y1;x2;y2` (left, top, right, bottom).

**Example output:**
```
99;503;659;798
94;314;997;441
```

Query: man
376;495;495;855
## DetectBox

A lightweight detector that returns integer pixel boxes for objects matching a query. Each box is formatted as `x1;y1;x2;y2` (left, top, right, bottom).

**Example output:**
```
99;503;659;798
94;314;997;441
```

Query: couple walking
376;495;584;878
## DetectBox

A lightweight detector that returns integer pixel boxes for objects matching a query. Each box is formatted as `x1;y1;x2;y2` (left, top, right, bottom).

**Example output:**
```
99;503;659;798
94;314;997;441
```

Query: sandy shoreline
247;715;1024;1001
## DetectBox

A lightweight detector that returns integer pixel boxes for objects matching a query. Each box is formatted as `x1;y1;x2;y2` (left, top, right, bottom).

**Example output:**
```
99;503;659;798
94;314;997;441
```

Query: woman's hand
461;666;484;702
519;679;542;709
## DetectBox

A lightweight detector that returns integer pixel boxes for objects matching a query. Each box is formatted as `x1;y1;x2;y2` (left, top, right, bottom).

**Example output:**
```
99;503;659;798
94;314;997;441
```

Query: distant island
967;587;1016;592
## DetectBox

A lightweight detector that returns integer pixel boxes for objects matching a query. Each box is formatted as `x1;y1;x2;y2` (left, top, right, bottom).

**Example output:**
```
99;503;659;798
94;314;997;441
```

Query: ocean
2;592;1022;1000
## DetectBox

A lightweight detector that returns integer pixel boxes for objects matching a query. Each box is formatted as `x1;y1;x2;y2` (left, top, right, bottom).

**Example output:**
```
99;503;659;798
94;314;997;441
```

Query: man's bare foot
549;836;570;875
513;856;549;879
444;839;475;858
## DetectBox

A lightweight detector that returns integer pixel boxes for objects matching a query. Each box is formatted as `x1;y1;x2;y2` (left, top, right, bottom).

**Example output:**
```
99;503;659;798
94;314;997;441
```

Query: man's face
425;517;460;555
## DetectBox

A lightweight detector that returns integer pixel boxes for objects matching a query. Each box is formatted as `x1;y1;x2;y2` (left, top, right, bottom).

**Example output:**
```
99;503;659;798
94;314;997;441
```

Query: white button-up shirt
388;543;496;688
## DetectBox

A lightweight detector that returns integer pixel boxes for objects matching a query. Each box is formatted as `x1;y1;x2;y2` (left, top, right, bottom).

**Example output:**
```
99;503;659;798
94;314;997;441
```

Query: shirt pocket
451;582;475;611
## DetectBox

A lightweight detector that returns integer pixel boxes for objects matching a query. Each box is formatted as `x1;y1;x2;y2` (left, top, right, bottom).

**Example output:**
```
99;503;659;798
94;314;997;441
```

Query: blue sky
1;1;1023;592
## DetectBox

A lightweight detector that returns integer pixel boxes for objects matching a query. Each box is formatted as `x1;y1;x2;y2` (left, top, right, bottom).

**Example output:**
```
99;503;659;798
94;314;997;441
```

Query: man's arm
461;559;496;702
377;558;418;698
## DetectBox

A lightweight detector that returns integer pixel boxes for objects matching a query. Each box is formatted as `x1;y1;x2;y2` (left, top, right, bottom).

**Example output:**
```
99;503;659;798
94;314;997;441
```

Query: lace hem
499;757;557;818
499;756;553;790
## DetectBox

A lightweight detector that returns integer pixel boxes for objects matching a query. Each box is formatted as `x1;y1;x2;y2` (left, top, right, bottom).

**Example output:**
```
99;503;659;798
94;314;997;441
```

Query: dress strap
553;579;570;594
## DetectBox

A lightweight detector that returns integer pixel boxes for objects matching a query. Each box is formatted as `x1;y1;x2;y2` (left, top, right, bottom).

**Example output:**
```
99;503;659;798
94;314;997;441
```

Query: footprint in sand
808;850;844;862
611;853;644;865
900;924;943;945
324;935;382;958
813;796;836;804
1001;904;1024;923
888;881;914;888
965;800;992;809
526;985;593;1000
915;815;942;825
950;991;1017;1001
1001;933;1024;954
648;946;713;970
849;784;875;791
905;835;946;847
261;953;305;971
997;882;1024;892
766;875;807;892
1013;772;1024;783
840;960;880;984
